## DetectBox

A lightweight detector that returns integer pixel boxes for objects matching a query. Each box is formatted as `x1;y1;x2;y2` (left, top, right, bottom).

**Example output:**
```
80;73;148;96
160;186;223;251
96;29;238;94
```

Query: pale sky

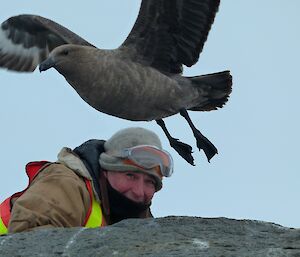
1;0;299;228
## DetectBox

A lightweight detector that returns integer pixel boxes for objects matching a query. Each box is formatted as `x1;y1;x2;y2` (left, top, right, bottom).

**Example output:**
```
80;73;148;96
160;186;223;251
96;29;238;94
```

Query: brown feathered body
49;45;230;121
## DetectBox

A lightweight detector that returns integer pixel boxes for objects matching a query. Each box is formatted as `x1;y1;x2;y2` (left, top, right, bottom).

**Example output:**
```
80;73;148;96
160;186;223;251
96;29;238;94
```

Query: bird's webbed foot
169;137;194;166
180;109;218;162
156;119;195;165
193;129;218;162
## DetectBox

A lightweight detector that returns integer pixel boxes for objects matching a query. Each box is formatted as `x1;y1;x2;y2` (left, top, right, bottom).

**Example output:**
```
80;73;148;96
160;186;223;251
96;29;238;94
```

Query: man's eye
126;173;135;179
147;179;156;187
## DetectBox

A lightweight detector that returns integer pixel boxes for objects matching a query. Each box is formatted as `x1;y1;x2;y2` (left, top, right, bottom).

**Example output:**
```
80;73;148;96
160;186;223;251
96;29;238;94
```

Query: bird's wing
0;15;94;72
121;0;220;74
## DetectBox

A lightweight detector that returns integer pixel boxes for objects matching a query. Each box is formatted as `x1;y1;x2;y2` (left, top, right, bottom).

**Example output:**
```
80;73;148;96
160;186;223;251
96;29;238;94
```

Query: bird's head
39;44;93;74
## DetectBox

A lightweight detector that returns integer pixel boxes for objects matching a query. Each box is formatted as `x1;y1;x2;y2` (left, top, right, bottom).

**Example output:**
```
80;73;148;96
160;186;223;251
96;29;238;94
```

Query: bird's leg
156;119;194;165
179;109;218;162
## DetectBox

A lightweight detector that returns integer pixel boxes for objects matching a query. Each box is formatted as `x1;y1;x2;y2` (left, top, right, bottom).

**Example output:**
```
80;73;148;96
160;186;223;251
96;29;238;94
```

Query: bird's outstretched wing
0;15;94;72
121;0;220;74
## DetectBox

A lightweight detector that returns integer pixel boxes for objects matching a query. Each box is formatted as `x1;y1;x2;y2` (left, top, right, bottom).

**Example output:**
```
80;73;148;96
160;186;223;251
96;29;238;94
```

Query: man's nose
131;181;145;201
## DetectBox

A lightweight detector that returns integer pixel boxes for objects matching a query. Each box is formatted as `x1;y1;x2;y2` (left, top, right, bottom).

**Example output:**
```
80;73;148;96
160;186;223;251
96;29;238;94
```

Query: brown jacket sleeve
8;163;91;233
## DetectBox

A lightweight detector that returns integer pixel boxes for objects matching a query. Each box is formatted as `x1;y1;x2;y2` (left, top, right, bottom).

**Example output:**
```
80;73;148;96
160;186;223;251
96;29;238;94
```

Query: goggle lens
119;145;173;177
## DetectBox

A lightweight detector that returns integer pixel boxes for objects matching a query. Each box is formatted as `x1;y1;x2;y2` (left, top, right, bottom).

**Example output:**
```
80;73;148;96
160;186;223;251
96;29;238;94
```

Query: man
0;127;173;234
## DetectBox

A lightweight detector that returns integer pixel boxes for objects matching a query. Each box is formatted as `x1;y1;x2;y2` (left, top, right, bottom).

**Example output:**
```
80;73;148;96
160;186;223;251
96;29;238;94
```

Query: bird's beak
39;57;55;72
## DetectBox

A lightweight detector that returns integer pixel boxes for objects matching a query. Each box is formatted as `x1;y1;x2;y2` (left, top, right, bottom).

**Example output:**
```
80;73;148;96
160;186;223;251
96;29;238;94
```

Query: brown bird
0;0;232;165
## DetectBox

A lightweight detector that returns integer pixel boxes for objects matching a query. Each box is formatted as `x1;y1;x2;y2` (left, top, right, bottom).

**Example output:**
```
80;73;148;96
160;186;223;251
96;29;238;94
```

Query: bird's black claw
194;130;218;162
169;138;195;166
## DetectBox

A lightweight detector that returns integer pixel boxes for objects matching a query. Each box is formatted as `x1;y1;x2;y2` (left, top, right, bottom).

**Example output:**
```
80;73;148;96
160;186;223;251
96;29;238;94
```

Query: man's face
104;171;156;204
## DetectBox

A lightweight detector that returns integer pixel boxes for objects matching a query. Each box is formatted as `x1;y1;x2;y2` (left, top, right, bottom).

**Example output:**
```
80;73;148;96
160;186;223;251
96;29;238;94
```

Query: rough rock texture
0;216;299;257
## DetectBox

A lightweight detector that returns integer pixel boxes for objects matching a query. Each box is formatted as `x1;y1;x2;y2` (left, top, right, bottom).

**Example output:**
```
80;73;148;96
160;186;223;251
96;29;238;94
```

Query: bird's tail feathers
188;70;232;111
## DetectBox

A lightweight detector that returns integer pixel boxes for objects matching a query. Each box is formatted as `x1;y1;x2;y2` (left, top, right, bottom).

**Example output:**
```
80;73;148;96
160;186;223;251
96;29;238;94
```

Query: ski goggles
114;145;174;177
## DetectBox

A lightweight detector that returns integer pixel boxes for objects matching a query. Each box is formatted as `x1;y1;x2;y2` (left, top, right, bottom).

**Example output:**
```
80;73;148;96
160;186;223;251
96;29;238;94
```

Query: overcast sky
1;0;299;228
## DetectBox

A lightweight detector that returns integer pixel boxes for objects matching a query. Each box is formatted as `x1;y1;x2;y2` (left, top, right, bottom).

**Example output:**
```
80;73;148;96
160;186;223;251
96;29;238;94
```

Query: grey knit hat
99;127;164;191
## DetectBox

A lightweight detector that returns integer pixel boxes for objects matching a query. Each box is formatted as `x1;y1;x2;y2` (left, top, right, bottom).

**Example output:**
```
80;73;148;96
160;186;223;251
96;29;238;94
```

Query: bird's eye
62;50;69;56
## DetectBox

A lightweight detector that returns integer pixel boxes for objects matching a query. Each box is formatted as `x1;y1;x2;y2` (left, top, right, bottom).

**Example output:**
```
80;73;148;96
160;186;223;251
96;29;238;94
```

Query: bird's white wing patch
0;27;46;72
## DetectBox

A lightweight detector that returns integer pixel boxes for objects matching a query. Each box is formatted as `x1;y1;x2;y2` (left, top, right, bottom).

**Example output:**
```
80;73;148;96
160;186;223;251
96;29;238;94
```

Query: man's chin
125;195;146;205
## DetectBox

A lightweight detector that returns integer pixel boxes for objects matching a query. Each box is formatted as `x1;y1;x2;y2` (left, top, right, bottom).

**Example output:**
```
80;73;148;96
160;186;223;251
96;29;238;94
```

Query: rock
0;216;299;257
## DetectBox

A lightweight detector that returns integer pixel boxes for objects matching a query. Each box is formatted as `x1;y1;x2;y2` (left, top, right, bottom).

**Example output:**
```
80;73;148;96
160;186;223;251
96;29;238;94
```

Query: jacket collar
57;147;101;202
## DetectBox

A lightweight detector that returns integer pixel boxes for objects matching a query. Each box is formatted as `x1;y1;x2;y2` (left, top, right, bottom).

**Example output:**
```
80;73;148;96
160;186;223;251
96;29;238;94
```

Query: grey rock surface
0;216;299;257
